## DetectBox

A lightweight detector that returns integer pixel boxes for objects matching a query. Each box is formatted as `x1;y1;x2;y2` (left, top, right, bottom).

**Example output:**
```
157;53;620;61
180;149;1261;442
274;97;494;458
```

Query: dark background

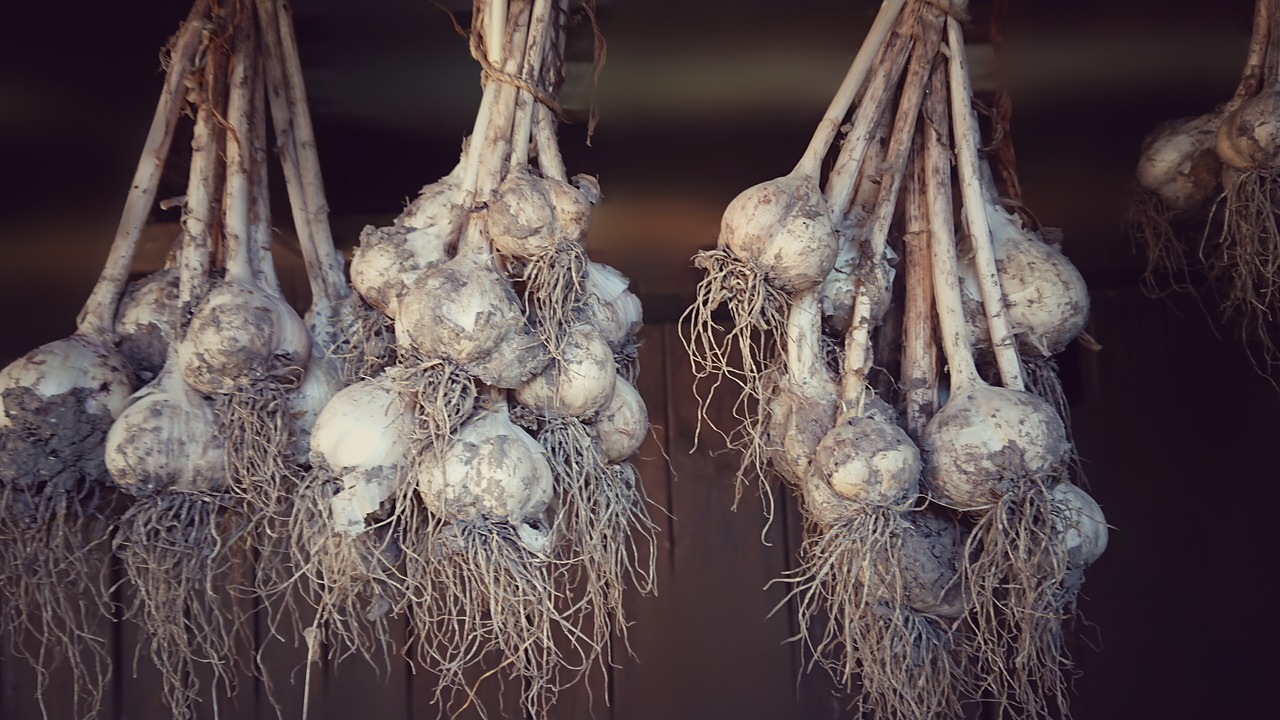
1;1;1277;718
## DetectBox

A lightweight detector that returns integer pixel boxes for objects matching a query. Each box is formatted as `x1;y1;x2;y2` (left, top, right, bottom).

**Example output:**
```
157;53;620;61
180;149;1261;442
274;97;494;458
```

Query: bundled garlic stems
0;4;210;717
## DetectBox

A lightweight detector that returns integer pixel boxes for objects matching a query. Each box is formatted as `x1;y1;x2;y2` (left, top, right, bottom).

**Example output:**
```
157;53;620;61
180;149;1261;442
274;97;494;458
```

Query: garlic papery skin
594;374;647;462
487;170;592;257
396;251;549;388
310;374;413;537
718;174;838;292
177;281;312;394
582;262;643;349
860;511;966;618
116;267;181;382
0;336;134;432
1217;89;1280;170
415;400;555;553
104;366;226;495
1051;482;1108;572
1136;112;1224;211
921;384;1070;509
814;415;921;507
514;323;616;418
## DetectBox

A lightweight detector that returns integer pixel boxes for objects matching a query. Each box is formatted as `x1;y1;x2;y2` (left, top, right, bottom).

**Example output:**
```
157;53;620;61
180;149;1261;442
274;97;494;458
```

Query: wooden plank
318;613;410;720
633;324;797;720
609;324;673;720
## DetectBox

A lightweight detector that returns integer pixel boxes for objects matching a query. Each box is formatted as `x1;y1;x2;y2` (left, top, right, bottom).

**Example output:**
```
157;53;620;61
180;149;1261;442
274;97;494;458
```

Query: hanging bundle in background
1130;0;1280;369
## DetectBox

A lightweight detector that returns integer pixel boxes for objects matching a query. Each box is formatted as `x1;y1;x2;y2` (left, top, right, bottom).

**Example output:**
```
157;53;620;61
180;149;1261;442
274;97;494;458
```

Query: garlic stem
784;288;823;381
179;93;220;315
1234;0;1273;101
838;8;942;409
533;0;570;181
76;1;209;338
250;57;283;298
946;17;1024;391
510;0;556;170
823;9;916;220
922;63;981;392
793;0;909;180
260;0;349;311
902;151;938;438
222;11;258;287
534;103;567;181
474;0;534;201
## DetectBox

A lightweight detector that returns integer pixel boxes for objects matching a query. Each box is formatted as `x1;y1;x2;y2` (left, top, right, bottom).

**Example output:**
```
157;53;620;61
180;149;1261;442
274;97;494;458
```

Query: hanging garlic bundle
1130;0;1280;364
0;5;210;717
690;1;1108;718
334;0;652;712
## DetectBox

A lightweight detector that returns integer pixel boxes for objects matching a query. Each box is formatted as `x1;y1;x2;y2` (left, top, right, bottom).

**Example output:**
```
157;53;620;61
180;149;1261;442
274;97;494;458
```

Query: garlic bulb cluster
683;4;1106;719
333;2;654;715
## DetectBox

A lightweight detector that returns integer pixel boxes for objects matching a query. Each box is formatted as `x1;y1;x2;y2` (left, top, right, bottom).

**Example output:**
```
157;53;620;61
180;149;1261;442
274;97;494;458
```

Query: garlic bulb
814;415;921;507
105;364;225;494
487;170;592;257
581;262;642;349
1051;482;1108;572
1217;89;1280;170
415;400;555;553
0;336;134;432
594;374;647;462
718;174;838;292
116;267;181;381
396;251;549;388
515;323;615;418
860;511;965;618
1136;112;1224;211
310;375;413;537
177;282;312;394
922;385;1069;508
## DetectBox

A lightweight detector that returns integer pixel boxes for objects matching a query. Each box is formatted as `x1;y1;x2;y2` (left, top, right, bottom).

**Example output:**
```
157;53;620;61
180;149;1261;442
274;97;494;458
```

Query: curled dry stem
787;507;965;720
114;491;252;720
961;475;1076;720
680;248;787;505
538;418;657;663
